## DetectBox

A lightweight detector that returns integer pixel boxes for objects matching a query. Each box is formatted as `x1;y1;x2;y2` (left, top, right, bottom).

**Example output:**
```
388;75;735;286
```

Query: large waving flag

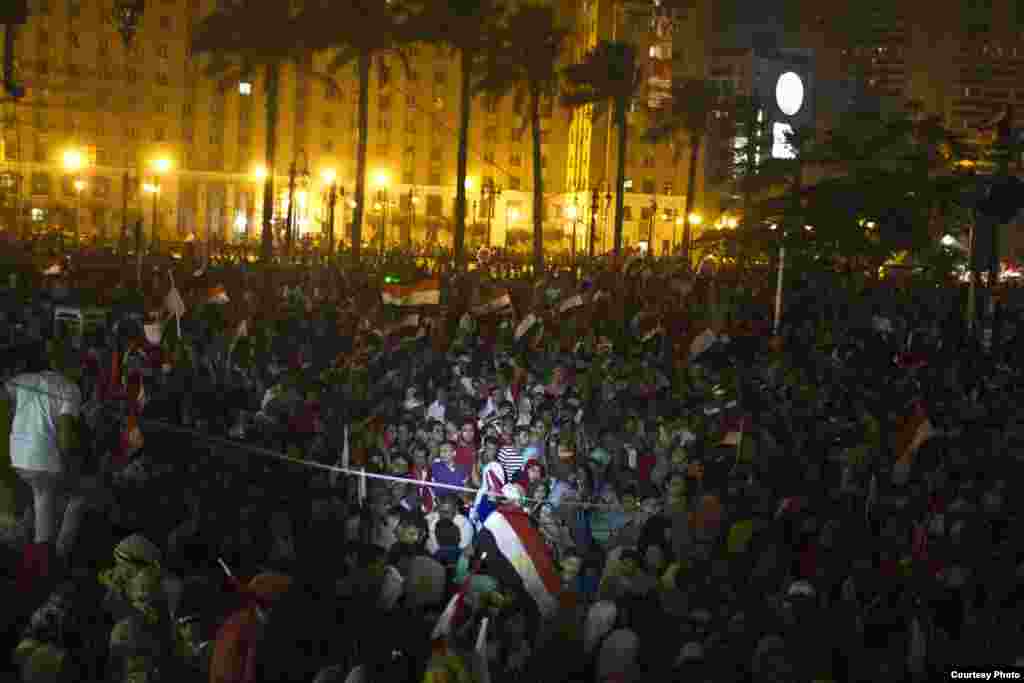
382;278;441;306
477;505;561;618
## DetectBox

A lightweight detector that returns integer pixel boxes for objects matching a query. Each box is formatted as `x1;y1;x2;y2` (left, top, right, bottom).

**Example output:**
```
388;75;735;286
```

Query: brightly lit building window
772;122;795;159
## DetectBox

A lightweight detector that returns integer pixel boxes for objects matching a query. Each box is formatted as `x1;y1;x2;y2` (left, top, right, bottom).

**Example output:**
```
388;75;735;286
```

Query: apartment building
0;0;716;256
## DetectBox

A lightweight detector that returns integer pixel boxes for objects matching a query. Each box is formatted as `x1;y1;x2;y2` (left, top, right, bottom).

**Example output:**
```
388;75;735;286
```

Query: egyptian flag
472;289;515;317
382;278;441;306
476;505;561;619
380;313;423;347
893;400;935;483
210;573;293;683
207;285;230;305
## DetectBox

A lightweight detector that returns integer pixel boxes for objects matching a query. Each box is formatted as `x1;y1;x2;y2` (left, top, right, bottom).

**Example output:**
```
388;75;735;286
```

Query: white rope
2;378;624;510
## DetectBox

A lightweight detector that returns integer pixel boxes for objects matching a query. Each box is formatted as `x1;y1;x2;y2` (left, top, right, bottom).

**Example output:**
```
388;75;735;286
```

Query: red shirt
637;452;657;483
454;443;477;472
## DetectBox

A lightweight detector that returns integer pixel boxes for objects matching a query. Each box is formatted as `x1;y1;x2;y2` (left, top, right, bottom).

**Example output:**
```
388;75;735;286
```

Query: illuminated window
31;208;46;222
772;122;795;159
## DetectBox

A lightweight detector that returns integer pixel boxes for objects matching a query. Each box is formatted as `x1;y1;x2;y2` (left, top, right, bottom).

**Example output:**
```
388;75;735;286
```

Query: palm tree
475;5;569;275
191;1;309;266
644;78;718;265
296;1;417;268
405;0;507;271
562;41;641;255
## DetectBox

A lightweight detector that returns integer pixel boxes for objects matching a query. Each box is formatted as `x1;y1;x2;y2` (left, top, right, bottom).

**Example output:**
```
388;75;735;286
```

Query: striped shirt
498;444;526;481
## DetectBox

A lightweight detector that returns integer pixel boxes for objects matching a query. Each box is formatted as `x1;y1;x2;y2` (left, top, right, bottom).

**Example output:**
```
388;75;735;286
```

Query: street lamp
481;178;502;246
405;187;420;249
72;179;86;245
143;182;160;249
648;196;658;250
285;149;310;255
321;169;339;262
505;205;519;249
566;202;579;264
61;147;87;251
374;170;389;252
149;156;171;245
62;148;85;173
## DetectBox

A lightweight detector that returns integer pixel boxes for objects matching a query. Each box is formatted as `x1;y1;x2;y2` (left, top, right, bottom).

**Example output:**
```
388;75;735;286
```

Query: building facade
0;0;718;257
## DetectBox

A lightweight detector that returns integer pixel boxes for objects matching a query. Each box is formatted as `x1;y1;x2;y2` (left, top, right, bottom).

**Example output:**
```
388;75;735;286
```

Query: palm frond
326;46;361;73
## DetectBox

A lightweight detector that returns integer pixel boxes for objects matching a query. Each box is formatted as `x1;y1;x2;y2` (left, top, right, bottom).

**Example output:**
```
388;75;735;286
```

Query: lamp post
481;177;502;247
589;187;599;258
566;202;579;266
648;196;657;251
406;186;419;250
113;0;143;274
505;204;518;249
321;168;338;263
72;178;86;246
61;148;86;253
373;170;389;254
148;156;171;250
143;182;159;253
285;148;310;257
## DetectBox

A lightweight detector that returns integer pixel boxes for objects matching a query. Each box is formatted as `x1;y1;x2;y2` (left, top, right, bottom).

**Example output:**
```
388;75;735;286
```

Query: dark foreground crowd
2;287;1024;683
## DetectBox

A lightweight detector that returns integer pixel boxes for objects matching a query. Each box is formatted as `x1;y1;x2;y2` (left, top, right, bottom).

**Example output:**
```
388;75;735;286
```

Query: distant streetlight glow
239;81;252;96
565;204;578;220
508;207;519;221
321;168;337;185
374;170;389;188
688;213;703;226
143;183;159;194
73;179;86;193
151;157;172;174
464;177;474;191
63;149;85;171
254;165;268;181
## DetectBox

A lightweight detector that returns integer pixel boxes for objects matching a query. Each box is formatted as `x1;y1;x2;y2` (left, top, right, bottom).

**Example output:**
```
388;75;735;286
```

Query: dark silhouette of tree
476;4;569;275
562;41;642;255
192;0;310;266
406;0;507;271
644;78;719;264
297;0;419;267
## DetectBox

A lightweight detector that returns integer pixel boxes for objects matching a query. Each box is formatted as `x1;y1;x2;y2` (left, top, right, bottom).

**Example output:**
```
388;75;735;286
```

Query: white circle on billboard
776;71;804;117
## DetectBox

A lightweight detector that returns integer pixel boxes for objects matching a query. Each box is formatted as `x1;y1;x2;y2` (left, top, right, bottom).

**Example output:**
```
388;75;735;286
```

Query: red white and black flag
476;504;561;619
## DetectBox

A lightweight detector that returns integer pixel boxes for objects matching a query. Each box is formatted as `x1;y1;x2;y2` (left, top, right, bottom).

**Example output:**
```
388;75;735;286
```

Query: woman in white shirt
4;341;82;593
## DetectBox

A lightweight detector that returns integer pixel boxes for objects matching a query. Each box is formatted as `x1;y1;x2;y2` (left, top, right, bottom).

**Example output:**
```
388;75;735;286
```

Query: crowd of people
1;264;1023;683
